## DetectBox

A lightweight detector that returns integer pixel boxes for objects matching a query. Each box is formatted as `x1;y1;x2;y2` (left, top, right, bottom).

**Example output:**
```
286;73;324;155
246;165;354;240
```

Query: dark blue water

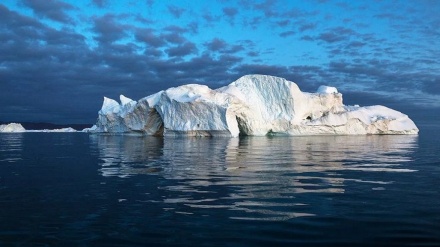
1;124;439;246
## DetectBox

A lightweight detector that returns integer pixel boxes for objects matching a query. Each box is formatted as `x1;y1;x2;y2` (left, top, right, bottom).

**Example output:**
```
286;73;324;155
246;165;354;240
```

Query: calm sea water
1;124;439;246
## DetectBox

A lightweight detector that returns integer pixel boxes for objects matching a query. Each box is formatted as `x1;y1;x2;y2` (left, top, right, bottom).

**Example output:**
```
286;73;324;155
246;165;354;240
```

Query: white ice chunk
0;123;26;132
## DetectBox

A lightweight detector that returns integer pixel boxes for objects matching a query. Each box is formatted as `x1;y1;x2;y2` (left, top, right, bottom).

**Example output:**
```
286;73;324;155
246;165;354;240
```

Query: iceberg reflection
0;133;24;163
92;134;418;220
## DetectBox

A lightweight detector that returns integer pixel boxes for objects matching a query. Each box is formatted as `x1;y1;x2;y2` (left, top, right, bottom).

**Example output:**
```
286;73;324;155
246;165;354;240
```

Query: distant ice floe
0;123;77;133
91;74;418;137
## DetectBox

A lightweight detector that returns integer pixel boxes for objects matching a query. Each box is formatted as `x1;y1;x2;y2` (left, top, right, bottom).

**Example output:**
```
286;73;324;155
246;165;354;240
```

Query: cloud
205;38;227;52
165;42;198;57
167;5;185;18
92;14;130;45
276;20;290;27
204;38;245;54
253;0;278;17
186;21;199;34
317;27;357;43
222;7;238;24
279;31;295;37
21;0;76;24
223;7;238;18
298;22;317;32
134;28;165;48
162;31;187;44
92;0;107;8
1;1;439;125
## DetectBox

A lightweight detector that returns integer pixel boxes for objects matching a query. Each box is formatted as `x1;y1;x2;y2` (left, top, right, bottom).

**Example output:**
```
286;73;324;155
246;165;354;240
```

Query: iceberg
92;75;419;137
0;123;26;133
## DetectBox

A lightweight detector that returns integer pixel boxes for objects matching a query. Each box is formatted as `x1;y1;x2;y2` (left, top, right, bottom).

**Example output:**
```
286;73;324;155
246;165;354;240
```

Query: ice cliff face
93;74;419;136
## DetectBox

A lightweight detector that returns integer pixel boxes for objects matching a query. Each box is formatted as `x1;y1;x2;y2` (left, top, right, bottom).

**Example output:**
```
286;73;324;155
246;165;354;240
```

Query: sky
1;0;439;124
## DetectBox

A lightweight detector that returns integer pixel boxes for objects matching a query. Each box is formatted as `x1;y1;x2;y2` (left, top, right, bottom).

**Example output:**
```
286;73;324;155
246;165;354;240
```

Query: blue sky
1;0;439;124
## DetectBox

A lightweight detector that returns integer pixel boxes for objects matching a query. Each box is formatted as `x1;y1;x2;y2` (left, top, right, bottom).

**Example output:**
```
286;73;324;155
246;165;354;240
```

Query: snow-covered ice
92;74;419;136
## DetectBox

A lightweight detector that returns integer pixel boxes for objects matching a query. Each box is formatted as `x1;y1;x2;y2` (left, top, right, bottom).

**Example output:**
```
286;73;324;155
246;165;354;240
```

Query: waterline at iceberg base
89;74;419;137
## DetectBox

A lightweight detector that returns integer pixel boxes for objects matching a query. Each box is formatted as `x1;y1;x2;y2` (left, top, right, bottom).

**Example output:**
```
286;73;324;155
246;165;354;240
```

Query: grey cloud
222;7;238;18
318;27;357;43
205;38;227;51
167;5;185;18
92;14;130;45
134;28;165;48
92;0;107;8
222;7;238;25
1;2;438;125
21;0;76;24
186;21;199;34
300;35;314;41
299;22;317;32
165;42;198;57
253;0;278;17
309;27;360;45
162;32;187;44
276;20;290;27
279;31;295;38
202;10;221;26
204;38;245;54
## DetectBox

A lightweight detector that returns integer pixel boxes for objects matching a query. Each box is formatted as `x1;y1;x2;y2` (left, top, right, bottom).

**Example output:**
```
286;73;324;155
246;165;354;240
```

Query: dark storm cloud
21;0;76;24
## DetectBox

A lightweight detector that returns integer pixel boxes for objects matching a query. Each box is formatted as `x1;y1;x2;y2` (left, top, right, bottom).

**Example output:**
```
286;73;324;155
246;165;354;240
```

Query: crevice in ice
146;108;164;136
236;116;249;136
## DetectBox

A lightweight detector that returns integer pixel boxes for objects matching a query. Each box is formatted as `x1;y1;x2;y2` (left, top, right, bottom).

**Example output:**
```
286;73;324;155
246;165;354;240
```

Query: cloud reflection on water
91;134;418;220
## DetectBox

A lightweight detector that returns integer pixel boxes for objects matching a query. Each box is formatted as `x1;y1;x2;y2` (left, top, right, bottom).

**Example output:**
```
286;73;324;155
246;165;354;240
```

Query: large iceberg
92;75;418;137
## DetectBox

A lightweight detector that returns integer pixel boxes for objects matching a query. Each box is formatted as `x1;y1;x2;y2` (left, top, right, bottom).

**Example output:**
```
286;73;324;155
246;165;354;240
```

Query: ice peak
120;95;135;106
100;96;121;114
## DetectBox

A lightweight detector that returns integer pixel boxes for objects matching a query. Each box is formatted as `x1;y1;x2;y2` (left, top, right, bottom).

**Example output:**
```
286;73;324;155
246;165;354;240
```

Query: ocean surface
1;123;439;246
